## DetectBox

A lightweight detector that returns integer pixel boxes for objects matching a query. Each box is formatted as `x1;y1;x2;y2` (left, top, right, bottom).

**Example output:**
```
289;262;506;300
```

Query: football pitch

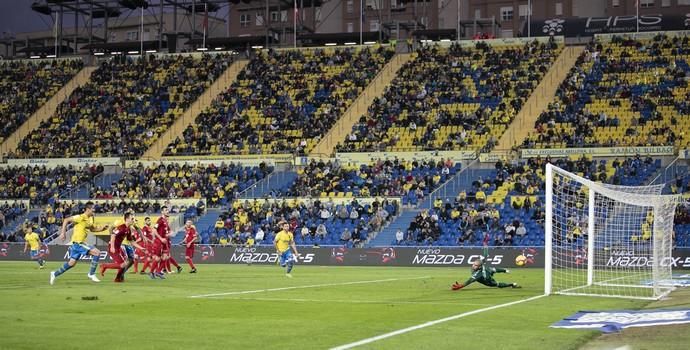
1;262;689;350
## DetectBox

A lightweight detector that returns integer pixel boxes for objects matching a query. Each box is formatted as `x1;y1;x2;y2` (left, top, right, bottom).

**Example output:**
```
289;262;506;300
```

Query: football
515;255;527;266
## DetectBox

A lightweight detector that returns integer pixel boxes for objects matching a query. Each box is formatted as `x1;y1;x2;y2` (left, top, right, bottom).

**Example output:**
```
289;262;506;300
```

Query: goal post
544;163;680;300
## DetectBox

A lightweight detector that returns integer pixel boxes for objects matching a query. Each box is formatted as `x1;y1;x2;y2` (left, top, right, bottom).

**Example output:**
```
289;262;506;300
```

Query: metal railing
238;164;296;199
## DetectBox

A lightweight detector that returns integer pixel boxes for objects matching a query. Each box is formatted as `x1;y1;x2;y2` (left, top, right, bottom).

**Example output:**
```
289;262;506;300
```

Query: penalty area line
329;294;546;350
189;276;431;298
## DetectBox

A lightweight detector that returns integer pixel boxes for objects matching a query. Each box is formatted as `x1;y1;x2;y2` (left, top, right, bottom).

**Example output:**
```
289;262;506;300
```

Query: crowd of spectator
524;34;690;149
205;197;399;247
337;39;561;153
283;158;459;200
399;155;659;246
0;164;102;205
0;201;29;241
11;53;233;158
90;162;272;206
164;46;395;156
0;59;83;146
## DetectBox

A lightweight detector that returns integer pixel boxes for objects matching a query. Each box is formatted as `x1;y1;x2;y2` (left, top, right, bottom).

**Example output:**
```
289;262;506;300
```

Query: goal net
544;163;680;300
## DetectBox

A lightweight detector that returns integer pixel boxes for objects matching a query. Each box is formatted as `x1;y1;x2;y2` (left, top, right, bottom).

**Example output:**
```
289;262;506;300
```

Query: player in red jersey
130;217;150;273
137;217;155;274
157;206;182;274
182;219;199;273
149;210;169;279
99;213;146;282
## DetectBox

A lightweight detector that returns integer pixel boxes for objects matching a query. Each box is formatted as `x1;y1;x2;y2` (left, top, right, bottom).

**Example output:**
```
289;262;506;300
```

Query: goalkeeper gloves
451;282;464;290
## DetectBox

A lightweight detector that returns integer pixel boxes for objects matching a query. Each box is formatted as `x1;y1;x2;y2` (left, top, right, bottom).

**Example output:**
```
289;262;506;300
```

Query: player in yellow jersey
274;220;299;278
50;202;109;285
23;224;45;269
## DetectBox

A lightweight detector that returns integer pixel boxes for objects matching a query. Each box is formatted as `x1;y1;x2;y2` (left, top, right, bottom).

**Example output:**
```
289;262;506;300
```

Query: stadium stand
282;158;460;206
0;164;103;205
398;156;662;246
163;46;395;156
336;39;562;153
90;162;273;206
11;53;232;158
523;34;690;149
196;198;399;247
0;59;83;145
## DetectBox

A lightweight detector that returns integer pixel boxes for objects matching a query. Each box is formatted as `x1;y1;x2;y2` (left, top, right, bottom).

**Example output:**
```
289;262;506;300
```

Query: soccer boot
87;274;101;283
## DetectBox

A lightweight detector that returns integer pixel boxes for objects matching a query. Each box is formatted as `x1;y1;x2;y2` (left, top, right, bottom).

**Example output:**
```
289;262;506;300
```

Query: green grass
1;261;688;350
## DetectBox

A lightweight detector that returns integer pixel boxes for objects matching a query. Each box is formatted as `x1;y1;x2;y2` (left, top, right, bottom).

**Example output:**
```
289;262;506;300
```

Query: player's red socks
150;260;159;274
141;260;150;273
185;257;196;270
169;257;181;269
100;262;121;276
131;261;139;273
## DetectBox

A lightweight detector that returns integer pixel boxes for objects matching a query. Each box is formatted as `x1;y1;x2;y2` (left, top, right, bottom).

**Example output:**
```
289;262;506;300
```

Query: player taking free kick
50;202;109;285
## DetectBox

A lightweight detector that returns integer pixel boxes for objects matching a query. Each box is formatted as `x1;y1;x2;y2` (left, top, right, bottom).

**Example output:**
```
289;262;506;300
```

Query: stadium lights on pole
145;49;157;53
440;39;451;42
456;0;460;41
325;43;337;46
251;45;263;49
527;0;531;38
359;0;363;45
128;50;139;54
344;42;357;45
30;55;41;59
54;10;58;58
111;51;122;55
140;7;144;58
196;47;209;51
94;52;105;56
46;54;56;58
214;47;224;50
363;41;376;45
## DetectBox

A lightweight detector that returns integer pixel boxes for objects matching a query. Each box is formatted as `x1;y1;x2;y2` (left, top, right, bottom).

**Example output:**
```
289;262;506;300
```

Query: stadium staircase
493;45;585;151
308;53;414;157
186;208;223;244
367;209;421;247
140;59;250;160
366;164;498;247
3;209;41;235
238;165;297;199
417;163;498;210
0;65;97;157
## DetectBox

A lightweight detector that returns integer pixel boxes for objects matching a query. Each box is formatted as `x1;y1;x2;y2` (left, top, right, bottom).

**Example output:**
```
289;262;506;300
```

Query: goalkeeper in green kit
452;249;521;290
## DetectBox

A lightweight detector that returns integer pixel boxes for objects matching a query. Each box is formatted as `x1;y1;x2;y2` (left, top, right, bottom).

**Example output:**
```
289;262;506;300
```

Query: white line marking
330;294;547;350
218;296;493;307
189;276;431;298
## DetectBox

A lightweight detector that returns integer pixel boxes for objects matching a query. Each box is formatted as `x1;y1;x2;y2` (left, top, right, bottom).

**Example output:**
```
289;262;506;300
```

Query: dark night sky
0;0;60;35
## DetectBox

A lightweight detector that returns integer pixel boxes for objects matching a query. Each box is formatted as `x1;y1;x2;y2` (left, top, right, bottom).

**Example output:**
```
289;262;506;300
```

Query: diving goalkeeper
452;253;521;290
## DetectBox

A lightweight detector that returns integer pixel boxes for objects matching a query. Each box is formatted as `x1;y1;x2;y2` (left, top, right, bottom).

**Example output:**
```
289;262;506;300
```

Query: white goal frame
544;163;679;300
